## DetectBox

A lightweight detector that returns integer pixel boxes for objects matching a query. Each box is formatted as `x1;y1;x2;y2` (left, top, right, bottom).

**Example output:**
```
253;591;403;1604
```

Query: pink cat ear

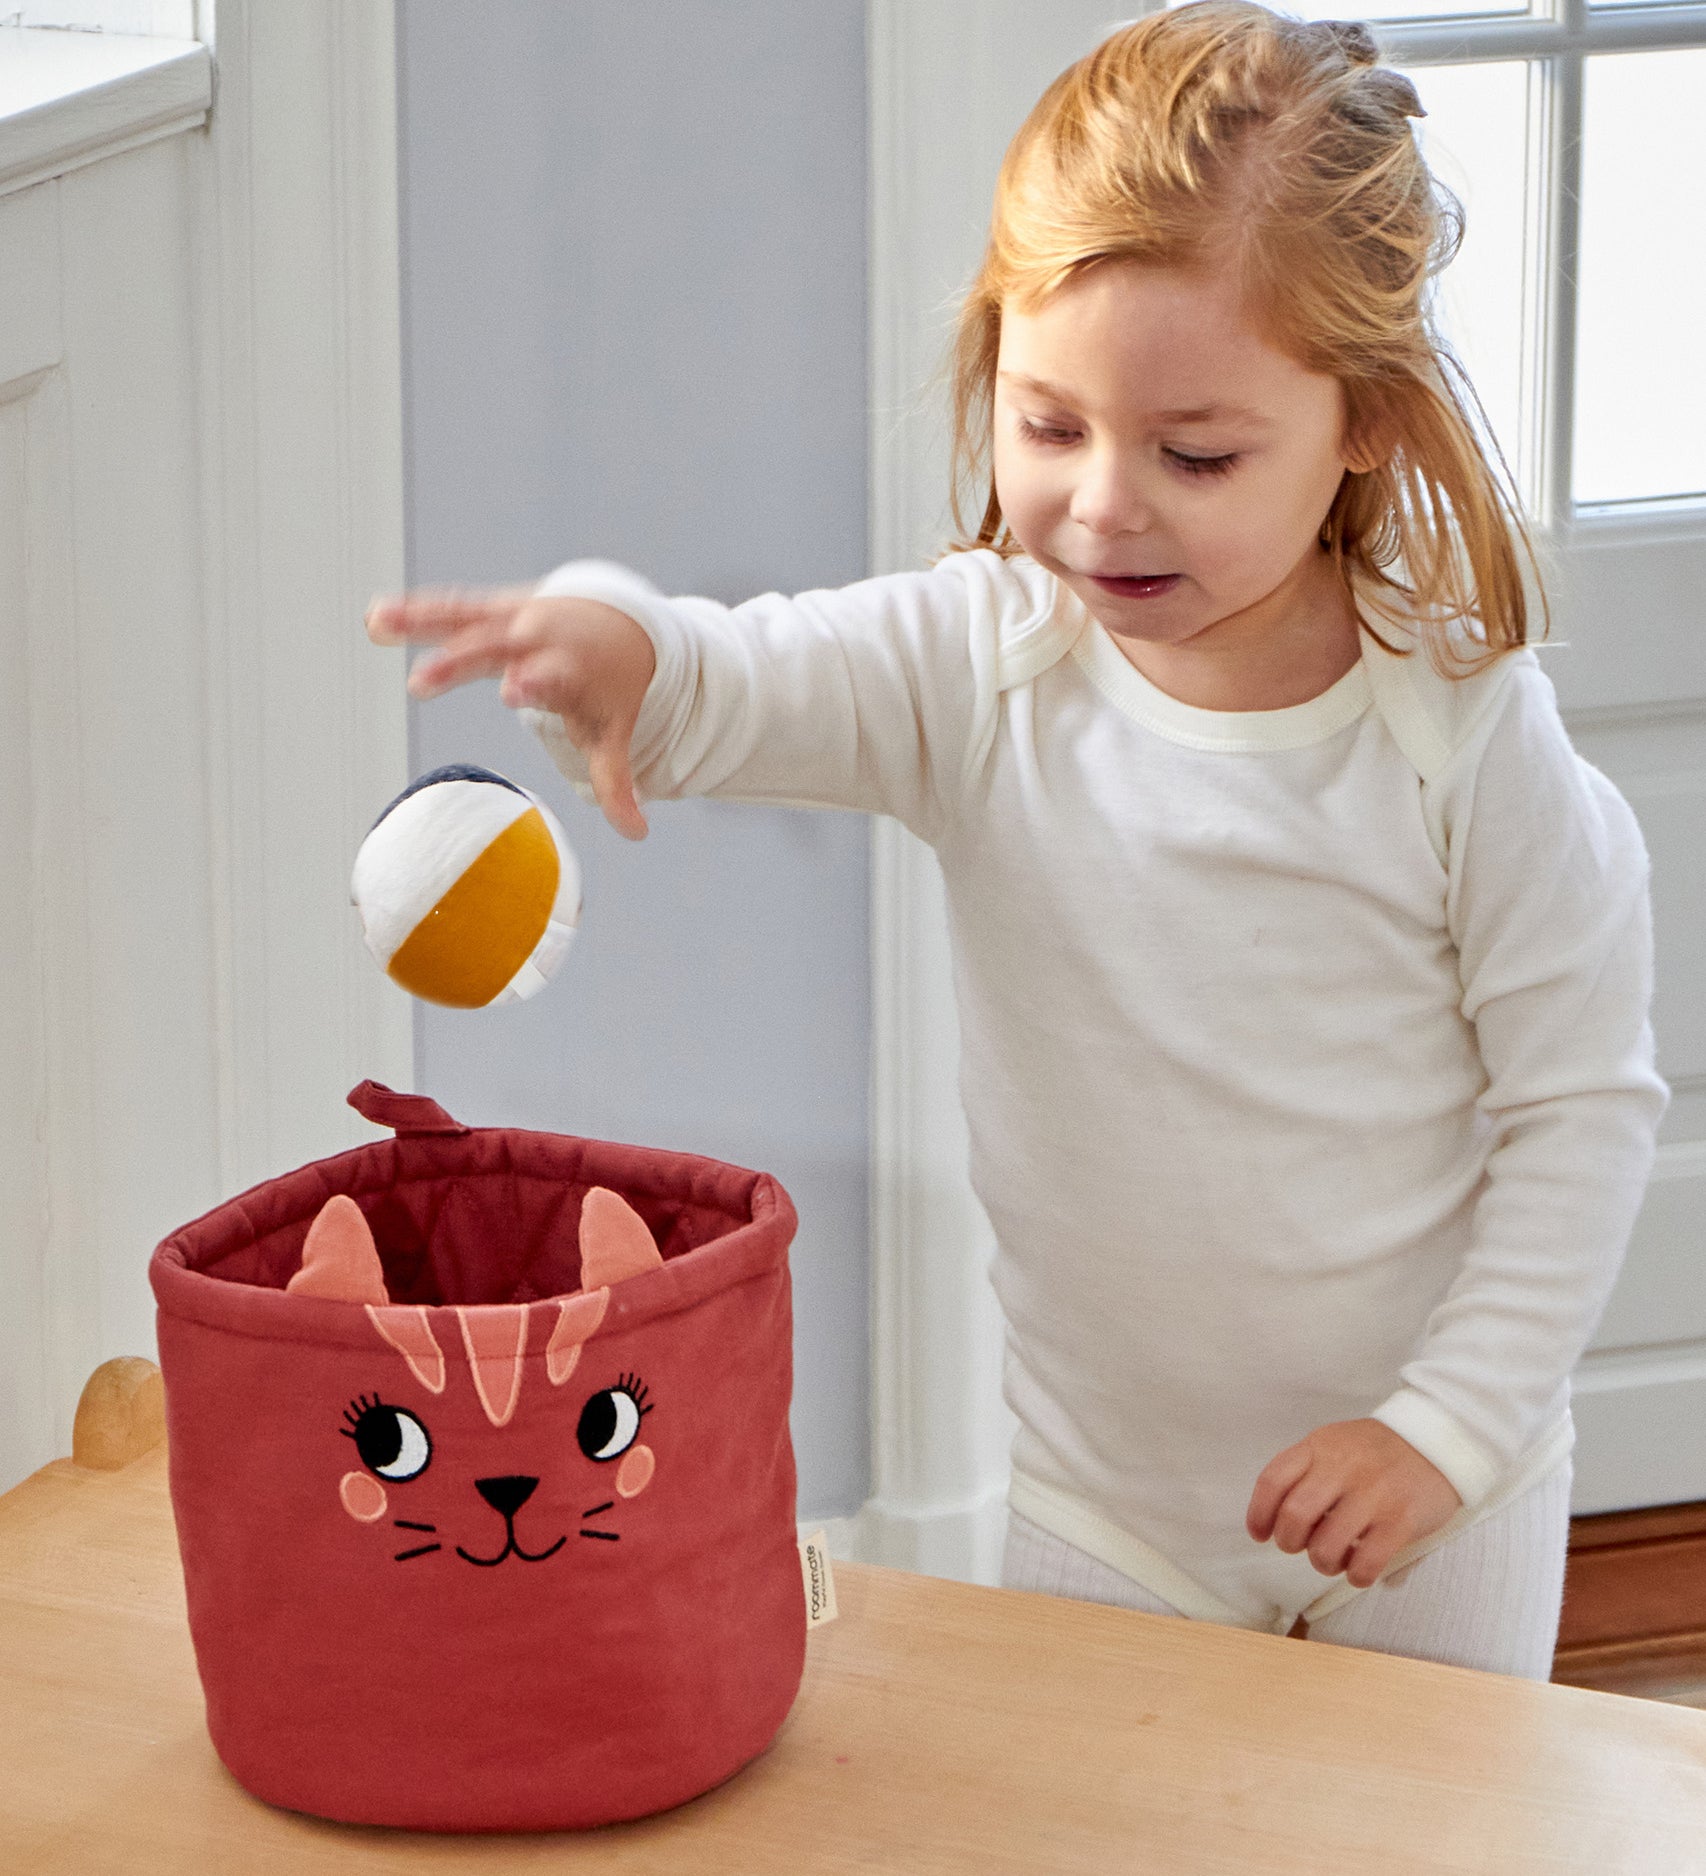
578;1187;663;1290
287;1194;390;1305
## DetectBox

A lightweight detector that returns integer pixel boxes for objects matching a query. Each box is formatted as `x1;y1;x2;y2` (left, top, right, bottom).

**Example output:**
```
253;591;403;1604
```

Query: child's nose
1068;449;1154;536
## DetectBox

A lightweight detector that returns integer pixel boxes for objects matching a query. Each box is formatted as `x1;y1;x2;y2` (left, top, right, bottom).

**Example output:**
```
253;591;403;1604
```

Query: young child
369;3;1666;1681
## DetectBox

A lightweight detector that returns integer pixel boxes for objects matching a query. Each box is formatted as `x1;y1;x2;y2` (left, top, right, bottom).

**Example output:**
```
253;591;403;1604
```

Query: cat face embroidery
287;1186;664;1568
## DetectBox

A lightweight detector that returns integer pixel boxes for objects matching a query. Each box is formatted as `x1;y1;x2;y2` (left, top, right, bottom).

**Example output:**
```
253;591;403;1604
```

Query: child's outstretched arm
370;553;1054;844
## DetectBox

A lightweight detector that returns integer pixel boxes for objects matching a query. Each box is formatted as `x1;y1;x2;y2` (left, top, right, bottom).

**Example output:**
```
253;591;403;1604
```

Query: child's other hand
366;585;656;841
1244;1418;1462;1588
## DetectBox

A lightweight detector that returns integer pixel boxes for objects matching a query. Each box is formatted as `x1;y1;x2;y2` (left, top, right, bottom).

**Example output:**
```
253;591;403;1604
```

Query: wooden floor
1554;1651;1706;1709
1601;1665;1706;1709
1551;1501;1706;1710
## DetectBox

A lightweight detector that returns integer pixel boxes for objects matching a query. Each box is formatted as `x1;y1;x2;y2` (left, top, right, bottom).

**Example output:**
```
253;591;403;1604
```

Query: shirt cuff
1369;1387;1505;1511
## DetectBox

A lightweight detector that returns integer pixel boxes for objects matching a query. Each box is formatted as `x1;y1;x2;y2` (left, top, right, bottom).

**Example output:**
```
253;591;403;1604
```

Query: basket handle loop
347;1080;471;1136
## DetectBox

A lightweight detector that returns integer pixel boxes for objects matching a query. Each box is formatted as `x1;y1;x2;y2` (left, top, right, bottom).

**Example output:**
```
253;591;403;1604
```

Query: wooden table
5;1390;1706;1872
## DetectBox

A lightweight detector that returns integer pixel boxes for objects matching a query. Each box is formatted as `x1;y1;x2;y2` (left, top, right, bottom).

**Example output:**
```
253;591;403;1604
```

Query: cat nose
476;1475;539;1518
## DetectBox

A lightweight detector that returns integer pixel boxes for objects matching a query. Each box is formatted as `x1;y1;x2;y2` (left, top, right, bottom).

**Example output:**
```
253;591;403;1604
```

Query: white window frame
1376;0;1706;534
0;10;209;199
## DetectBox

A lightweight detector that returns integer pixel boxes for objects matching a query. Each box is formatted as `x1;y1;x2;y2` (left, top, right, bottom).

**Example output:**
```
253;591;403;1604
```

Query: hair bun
1317;18;1380;67
1369;67;1426;119
1315;19;1426;118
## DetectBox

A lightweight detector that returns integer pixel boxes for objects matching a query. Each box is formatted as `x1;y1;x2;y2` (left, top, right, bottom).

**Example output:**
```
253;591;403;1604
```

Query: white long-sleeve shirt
524;549;1666;1632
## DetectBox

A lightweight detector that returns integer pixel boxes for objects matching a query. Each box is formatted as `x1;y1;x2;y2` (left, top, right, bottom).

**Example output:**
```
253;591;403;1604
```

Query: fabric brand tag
798;1529;839;1628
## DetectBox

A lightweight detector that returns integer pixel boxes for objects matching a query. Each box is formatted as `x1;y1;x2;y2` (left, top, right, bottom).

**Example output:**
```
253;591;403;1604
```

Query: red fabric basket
149;1082;805;1832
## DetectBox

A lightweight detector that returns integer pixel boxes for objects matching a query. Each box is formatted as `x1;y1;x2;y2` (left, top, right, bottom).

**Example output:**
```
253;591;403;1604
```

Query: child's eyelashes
1017;417;1081;448
1013;418;1239;478
1165;448;1239;478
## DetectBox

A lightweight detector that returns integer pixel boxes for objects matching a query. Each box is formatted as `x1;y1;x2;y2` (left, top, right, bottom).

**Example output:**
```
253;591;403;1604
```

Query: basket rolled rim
149;1124;797;1350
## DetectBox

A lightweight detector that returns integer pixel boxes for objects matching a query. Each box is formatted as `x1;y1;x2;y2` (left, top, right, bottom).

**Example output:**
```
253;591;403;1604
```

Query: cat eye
576;1374;651;1463
341;1395;433;1481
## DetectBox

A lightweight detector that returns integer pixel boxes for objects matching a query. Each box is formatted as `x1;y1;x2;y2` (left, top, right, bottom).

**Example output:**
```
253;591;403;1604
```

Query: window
0;2;207;199
4;4;196;33
1279;0;1706;525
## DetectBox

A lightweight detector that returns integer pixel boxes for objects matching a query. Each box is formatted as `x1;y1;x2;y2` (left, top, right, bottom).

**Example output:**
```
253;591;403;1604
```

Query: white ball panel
524;786;582;930
350;780;534;967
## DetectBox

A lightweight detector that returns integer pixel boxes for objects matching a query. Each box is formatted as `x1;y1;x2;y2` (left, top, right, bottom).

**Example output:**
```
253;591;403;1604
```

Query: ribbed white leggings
1000;1460;1573;1681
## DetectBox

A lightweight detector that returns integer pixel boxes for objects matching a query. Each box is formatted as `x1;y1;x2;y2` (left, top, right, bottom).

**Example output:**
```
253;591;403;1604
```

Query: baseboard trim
1554;1499;1706;1693
801;1484;1012;1588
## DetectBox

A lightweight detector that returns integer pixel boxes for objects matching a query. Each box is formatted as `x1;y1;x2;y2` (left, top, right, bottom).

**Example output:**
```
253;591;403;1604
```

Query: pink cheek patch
340;1471;388;1523
616;1444;655;1499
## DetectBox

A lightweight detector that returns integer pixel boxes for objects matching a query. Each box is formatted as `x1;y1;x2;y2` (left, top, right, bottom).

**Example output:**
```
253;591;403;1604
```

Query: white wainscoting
0;0;411;1494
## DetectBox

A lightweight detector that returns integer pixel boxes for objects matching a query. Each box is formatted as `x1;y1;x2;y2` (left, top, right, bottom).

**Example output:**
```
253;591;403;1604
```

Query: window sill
0;25;212;201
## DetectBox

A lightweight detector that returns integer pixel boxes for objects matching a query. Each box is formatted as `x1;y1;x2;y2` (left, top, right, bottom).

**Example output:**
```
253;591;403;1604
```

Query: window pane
13;2;194;28
1168;0;1532;19
1259;0;1530;19
1573;49;1706;508
1409;61;1536;499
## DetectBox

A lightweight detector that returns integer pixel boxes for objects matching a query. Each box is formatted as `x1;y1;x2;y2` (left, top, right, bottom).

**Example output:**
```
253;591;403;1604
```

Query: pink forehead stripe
366;1305;447;1393
366;1285;620;1414
546;1288;610;1386
457;1306;529;1427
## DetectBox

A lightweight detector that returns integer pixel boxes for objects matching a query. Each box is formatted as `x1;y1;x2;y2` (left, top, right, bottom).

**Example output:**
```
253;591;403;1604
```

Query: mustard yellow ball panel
351;765;581;1008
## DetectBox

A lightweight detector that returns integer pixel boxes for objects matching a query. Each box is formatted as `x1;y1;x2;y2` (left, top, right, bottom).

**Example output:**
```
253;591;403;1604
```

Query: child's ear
1342;432;1392;475
579;1187;664;1289
1340;392;1399;475
288;1194;391;1304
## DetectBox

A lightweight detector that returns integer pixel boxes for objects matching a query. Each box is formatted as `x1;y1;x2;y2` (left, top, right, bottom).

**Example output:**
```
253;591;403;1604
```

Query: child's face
993;260;1362;657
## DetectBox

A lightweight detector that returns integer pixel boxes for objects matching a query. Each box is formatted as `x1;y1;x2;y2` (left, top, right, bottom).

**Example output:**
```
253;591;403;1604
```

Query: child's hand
1245;1418;1462;1588
365;585;657;841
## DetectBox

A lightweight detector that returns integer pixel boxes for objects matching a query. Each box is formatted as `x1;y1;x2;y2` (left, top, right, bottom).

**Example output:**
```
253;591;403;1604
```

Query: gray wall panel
396;0;871;1517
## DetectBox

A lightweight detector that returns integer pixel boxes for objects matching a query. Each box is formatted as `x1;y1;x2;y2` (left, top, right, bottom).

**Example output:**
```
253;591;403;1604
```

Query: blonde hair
949;1;1547;671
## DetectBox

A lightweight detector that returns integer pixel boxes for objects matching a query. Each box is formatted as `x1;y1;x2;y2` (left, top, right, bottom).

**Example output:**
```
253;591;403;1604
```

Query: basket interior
168;1132;760;1308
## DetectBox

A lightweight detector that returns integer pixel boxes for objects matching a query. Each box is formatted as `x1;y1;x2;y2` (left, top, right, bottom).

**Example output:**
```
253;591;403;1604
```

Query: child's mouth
1088;573;1181;599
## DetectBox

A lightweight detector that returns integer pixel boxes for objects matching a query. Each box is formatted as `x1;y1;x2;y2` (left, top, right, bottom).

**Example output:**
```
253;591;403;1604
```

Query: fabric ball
352;764;580;1008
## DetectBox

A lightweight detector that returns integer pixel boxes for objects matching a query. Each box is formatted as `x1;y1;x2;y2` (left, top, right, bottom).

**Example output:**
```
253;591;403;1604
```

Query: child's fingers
1305;1498;1374;1579
367;584;532;647
587;734;648;842
1245;1443;1314;1542
406;620;518;699
1344;1524;1404;1589
1269;1474;1346;1558
494;647;646;838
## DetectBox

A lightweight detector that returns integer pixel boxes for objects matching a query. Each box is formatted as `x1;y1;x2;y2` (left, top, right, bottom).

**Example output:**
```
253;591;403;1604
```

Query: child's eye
1018;417;1081;447
1166;448;1239;478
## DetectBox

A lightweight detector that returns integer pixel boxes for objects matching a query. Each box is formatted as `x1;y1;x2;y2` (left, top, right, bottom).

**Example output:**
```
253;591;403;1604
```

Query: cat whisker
393;1519;437;1532
394;1542;442;1562
579;1529;620;1542
581;1501;615;1518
